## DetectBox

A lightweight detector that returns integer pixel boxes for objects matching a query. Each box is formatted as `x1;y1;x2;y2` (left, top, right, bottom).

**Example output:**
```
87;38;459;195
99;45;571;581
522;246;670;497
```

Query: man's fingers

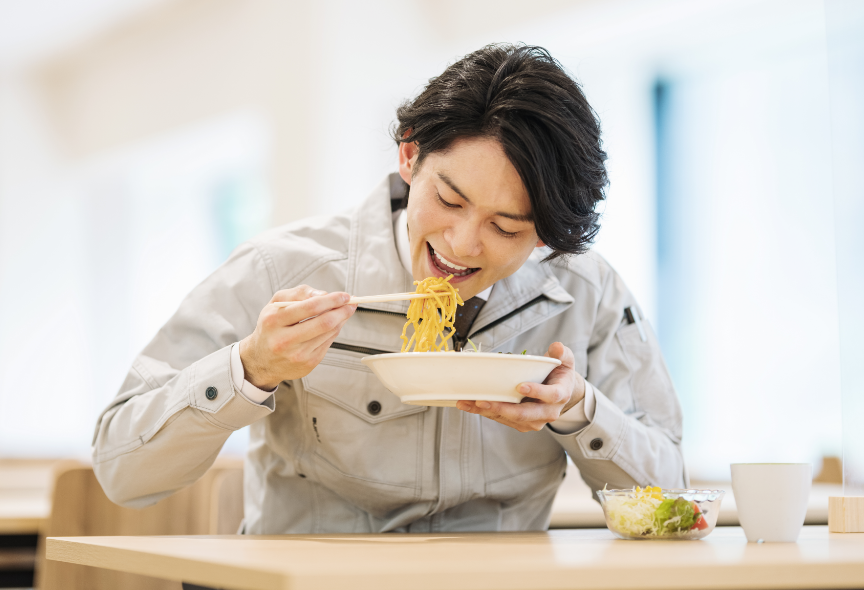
456;406;545;432
273;292;351;325
454;343;578;433
290;303;356;341
502;343;573;403
310;328;343;358
516;382;569;405
466;400;557;425
304;326;342;354
540;342;576;386
271;285;325;303
546;342;575;370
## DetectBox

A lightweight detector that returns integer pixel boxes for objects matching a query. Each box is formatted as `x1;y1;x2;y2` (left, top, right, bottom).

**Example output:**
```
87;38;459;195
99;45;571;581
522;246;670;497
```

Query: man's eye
493;224;518;238
437;193;460;208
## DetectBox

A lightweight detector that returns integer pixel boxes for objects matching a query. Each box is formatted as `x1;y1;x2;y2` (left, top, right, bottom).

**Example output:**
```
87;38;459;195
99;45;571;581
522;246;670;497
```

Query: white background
0;0;846;479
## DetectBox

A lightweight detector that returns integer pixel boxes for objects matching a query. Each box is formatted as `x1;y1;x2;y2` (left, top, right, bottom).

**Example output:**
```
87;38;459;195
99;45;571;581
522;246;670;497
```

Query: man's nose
444;223;482;259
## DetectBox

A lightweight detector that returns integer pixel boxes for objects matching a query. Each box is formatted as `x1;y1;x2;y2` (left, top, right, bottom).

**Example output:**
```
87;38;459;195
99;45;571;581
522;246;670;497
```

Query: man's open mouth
428;243;480;278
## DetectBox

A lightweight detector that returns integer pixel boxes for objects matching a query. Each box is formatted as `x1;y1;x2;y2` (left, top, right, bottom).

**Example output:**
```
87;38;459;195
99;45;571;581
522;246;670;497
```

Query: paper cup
731;463;811;543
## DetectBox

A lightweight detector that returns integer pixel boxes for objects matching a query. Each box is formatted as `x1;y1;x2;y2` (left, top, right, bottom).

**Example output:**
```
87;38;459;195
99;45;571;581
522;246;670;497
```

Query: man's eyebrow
437;172;533;222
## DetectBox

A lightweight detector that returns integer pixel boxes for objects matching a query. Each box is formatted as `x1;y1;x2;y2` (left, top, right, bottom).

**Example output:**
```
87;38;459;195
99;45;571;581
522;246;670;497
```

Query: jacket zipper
355;307;406;318
330;342;393;356
330;307;405;355
337;296;547;354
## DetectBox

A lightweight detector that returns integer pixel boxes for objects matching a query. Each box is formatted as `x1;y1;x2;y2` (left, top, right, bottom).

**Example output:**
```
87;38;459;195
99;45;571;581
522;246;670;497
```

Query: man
93;44;685;534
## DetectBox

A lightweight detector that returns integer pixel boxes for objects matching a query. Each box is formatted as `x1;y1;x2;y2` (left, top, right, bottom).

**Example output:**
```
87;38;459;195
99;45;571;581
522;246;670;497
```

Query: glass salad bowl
597;487;725;540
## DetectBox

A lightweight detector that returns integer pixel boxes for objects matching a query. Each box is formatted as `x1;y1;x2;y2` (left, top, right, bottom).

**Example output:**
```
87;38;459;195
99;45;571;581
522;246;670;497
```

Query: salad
598;486;723;540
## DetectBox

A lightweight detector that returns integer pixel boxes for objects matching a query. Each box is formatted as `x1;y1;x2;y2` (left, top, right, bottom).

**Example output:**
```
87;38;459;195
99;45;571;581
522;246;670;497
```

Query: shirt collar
393;208;493;301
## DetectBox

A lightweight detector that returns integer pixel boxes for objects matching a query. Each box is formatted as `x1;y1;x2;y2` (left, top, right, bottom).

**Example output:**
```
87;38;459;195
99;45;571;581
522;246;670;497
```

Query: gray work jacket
92;174;686;534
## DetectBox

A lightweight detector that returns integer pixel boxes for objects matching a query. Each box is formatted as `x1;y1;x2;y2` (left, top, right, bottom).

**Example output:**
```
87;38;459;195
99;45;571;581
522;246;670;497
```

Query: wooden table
46;526;864;590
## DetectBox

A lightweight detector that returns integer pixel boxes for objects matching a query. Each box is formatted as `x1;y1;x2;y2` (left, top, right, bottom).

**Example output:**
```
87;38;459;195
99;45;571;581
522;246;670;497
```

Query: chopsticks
273;292;436;308
347;292;438;305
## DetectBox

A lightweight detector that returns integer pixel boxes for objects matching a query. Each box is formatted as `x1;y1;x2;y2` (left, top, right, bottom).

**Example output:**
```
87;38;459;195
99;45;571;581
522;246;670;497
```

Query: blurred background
0;0;857;483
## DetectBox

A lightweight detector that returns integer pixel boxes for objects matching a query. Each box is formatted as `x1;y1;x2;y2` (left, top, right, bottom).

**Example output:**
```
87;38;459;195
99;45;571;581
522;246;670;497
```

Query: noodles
400;275;464;352
400;276;463;352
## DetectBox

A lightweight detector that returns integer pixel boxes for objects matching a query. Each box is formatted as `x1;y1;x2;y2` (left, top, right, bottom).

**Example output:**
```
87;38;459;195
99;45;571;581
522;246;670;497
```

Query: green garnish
521;350;527;355
653;498;698;534
467;338;478;352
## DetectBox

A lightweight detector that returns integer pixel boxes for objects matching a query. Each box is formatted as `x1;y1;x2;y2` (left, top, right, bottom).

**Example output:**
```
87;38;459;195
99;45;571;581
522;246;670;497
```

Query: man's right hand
239;285;357;390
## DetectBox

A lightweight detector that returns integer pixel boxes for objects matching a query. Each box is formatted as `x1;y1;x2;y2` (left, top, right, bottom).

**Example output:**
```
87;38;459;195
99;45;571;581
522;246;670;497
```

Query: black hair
392;43;608;261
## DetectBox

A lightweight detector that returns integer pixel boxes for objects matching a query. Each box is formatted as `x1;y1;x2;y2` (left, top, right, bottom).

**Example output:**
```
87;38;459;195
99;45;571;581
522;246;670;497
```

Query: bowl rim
360;352;562;365
597;488;726;496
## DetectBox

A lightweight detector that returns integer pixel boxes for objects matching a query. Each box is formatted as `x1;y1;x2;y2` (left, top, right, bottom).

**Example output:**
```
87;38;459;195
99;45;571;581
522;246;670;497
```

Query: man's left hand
455;342;585;432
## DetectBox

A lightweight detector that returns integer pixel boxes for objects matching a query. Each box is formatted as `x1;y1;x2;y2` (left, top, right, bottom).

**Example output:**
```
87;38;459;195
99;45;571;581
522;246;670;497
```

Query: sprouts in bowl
597;487;725;540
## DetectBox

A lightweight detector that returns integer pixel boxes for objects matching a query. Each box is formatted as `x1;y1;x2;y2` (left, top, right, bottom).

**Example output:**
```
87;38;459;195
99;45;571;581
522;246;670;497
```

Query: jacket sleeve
547;266;687;494
92;242;276;508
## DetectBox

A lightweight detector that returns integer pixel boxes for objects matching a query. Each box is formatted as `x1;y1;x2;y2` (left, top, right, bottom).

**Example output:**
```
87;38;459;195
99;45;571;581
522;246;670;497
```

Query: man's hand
455;342;585;432
239;285;356;390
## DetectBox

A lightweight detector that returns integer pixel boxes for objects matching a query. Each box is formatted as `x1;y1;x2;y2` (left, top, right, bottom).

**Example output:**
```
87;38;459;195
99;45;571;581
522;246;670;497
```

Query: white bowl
360;352;562;407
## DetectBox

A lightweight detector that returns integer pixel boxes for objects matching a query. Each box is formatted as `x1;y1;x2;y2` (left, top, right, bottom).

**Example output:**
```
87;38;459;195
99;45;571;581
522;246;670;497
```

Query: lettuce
653;498;698;534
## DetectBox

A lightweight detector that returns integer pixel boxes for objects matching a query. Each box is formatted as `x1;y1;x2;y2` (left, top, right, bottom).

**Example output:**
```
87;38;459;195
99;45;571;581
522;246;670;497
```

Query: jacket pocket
481;420;566;504
300;351;428;517
615;320;682;439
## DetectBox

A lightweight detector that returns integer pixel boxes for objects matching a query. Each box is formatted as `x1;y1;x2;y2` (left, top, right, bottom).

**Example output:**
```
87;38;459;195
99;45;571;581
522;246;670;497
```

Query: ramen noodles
400;275;464;352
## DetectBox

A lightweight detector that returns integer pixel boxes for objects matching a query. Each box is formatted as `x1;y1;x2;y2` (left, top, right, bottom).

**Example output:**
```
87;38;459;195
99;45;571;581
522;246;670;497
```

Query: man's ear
535;239;546;248
398;136;419;186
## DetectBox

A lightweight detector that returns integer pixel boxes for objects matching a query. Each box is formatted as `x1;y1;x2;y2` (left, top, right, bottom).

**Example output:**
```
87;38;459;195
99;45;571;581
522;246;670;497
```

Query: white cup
731;463;811;542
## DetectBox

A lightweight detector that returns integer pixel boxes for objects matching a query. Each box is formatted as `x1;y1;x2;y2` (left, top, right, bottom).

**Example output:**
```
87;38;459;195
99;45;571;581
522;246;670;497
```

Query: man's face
400;137;544;301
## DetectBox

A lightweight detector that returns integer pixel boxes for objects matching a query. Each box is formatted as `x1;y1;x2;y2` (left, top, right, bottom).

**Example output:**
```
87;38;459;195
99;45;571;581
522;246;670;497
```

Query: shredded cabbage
604;489;663;537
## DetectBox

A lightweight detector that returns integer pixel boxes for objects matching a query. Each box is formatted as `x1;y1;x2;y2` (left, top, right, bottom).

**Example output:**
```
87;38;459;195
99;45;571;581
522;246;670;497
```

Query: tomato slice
691;502;709;530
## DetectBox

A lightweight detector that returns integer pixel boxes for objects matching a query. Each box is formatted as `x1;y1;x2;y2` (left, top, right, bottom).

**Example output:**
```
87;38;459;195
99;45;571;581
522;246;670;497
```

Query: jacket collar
346;174;575;336
345;175;415;314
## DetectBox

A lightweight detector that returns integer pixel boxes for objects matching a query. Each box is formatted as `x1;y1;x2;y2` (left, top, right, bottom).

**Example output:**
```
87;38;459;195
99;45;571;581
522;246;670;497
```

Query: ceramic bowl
360;352;561;407
597;488;725;540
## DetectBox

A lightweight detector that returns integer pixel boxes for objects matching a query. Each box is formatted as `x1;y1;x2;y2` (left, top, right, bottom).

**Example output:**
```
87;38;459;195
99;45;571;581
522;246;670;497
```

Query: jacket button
298;473;306;478
205;386;218;400
590;438;603;451
367;401;382;416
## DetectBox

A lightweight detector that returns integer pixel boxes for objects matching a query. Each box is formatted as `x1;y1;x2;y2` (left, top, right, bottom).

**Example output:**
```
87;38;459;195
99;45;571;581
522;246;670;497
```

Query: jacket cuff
546;386;628;461
188;345;275;430
230;343;278;403
548;381;598;434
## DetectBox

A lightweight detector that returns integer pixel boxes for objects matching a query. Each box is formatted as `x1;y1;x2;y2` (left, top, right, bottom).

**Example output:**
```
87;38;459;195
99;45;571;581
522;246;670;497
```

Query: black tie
452;296;486;349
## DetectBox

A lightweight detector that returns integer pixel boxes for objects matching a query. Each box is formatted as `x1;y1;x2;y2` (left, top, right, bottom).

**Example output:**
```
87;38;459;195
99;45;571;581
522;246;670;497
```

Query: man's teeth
435;251;468;271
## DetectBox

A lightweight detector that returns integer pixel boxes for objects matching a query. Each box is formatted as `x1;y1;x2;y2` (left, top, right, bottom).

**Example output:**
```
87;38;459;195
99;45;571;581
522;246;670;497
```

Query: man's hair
392;44;608;261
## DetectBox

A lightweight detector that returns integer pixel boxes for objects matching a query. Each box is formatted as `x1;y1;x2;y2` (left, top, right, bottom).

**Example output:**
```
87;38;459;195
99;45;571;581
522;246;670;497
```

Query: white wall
0;102;270;455
0;0;846;480
825;0;864;495
659;47;841;477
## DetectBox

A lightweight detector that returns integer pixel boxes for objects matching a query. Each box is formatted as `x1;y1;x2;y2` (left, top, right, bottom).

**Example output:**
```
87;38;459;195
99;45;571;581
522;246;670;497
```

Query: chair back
37;458;243;590
210;468;245;535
